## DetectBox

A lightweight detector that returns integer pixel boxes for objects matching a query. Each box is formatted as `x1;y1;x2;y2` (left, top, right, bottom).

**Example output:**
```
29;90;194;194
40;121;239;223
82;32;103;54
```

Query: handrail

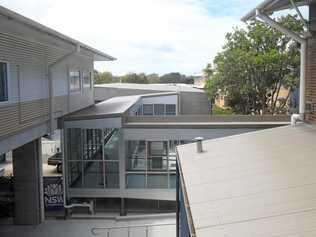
91;222;176;236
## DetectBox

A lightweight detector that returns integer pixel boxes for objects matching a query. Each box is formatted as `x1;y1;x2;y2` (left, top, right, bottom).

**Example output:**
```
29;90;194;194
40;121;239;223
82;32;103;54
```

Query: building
95;83;211;115
61;89;290;215
176;1;316;236
0;5;115;225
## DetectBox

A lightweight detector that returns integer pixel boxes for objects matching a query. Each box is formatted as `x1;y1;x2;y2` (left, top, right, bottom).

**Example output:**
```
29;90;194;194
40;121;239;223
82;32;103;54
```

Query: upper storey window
83;71;92;89
69;70;81;92
0;62;8;102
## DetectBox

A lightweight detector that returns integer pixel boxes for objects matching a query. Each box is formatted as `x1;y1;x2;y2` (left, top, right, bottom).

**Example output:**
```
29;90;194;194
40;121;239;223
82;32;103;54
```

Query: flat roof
95;83;204;93
177;123;316;236
0;5;116;61
242;0;315;21
64;92;177;120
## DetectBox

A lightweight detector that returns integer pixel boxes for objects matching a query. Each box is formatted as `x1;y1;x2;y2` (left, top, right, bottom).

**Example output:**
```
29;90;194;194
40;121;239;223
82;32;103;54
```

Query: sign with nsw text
43;176;64;211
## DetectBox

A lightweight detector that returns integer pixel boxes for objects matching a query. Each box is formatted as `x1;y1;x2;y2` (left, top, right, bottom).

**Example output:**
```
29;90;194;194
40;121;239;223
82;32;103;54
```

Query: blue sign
43;176;64;211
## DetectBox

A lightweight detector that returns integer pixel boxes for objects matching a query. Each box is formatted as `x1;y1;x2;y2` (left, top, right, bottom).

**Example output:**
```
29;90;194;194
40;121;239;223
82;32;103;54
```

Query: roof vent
194;137;204;153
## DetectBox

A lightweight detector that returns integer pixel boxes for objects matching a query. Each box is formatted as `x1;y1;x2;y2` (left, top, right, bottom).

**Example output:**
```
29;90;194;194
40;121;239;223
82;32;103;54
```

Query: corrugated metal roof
177;123;316;237
242;0;315;21
95;83;204;93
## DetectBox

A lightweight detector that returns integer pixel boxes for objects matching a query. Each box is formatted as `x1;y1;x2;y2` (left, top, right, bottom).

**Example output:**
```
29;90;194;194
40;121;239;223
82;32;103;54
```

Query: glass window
166;104;176;115
104;129;119;160
126;174;146;189
147;174;168;189
149;141;167;156
143;104;153;116
82;129;103;160
154;104;165;115
0;62;8;102
67;128;82;160
127;140;146;171
69;70;81;92
104;161;119;188
68;161;82;188
83;161;104;188
83;71;92;89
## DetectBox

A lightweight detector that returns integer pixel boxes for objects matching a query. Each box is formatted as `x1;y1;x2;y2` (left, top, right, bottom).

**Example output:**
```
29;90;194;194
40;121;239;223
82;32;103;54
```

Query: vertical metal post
127;227;130;237
107;229;109;237
145;226;149;237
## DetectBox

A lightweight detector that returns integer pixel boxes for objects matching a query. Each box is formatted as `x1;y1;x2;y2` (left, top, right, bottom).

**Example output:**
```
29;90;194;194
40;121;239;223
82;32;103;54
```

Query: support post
13;138;44;225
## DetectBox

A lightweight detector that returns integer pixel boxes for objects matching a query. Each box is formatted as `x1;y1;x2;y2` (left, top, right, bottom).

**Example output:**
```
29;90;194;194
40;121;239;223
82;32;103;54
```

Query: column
13;138;44;225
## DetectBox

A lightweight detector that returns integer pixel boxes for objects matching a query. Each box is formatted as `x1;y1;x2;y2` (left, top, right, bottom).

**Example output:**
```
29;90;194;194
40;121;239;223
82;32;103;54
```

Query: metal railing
91;223;176;237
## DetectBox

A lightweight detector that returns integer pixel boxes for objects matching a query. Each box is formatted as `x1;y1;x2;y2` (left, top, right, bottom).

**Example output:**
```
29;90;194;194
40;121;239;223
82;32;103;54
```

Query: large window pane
147;174;168;189
149;141;167;156
104;129;119;160
70;70;81;92
0;62;8;102
154;104;165;115
83;161;104;188
143;104;153;115
82;129;103;160
104;161;119;188
67;128;82;160
166;104;176;115
68;161;82;188
169;173;176;189
126;173;146;189
83;71;91;89
127;140;146;171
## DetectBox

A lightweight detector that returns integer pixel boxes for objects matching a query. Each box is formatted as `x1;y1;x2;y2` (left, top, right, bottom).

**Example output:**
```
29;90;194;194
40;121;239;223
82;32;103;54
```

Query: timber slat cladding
0;98;49;139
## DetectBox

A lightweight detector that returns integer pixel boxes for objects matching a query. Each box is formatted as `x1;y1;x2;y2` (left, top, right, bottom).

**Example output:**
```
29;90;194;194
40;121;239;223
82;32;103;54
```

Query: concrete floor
0;160;61;177
0;216;176;237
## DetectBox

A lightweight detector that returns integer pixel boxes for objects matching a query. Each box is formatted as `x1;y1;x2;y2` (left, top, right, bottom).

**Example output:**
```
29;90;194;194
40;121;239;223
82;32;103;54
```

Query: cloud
1;0;257;75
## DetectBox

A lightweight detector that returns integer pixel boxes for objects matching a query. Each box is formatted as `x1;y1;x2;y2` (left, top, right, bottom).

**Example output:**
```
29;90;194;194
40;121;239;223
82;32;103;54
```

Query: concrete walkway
0;216;176;237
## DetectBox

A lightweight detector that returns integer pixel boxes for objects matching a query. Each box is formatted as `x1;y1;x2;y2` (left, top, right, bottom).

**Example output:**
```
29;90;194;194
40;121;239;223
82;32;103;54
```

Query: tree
147;73;160;83
94;71;116;84
204;15;303;115
120;73;149;84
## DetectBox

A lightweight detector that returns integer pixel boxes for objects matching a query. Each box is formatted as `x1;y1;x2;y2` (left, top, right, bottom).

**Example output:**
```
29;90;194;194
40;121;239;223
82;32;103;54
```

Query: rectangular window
69;70;81;92
166;104;176;115
83;71;92;89
143;104;153;116
0;62;8;102
154;104;165;115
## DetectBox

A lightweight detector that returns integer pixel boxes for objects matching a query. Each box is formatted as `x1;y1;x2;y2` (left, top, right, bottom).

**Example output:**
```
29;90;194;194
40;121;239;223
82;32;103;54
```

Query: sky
0;0;263;76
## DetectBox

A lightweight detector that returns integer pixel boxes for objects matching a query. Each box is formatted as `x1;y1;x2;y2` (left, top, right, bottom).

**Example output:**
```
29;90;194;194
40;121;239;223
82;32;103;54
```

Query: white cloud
1;0;244;75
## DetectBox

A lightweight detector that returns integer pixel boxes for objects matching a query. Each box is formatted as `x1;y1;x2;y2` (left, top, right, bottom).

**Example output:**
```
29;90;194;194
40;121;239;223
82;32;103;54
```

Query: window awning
242;0;316;22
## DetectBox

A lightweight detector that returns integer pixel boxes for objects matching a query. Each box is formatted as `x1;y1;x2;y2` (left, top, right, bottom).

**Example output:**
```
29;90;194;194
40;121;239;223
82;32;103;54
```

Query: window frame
82;70;92;90
0;61;10;104
69;69;81;93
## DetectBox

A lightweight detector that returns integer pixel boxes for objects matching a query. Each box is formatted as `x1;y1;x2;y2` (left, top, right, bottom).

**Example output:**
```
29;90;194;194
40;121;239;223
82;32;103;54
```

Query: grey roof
242;0;315;21
65;92;177;120
0;5;116;61
95;83;204;93
177;123;316;237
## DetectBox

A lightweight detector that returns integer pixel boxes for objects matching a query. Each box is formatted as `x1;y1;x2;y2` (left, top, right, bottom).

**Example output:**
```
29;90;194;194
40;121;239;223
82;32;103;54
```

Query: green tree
204;15;303;115
147;73;160;83
120;73;149;84
94;71;115;84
